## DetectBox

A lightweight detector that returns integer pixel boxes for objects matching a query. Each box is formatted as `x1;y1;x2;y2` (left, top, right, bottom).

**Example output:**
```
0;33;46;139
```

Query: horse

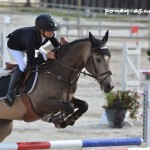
0;31;114;142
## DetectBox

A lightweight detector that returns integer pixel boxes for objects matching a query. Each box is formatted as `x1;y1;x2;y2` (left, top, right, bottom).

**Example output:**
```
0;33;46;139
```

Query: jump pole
0;138;143;150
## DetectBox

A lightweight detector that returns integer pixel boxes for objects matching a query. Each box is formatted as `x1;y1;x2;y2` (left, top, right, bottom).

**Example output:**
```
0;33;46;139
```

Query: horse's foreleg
0;119;13;142
39;98;74;128
59;97;88;128
52;101;74;126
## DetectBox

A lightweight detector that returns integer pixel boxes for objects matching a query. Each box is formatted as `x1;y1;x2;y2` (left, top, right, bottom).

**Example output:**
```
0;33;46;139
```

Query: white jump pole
2;29;11;68
122;42;141;92
0;16;11;68
0;32;3;68
143;85;150;147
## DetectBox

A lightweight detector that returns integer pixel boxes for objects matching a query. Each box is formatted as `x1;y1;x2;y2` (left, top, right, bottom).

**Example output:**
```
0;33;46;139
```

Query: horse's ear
89;32;97;47
102;30;109;44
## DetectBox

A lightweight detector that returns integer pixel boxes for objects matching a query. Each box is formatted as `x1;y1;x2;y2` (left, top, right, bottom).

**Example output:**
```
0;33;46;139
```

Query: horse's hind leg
0;119;13;142
59;97;88;128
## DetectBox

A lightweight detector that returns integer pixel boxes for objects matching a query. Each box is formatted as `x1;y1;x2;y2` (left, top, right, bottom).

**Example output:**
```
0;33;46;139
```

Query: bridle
81;45;112;88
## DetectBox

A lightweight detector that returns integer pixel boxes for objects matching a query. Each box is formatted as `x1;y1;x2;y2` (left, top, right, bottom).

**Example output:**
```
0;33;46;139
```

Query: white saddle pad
0;68;11;78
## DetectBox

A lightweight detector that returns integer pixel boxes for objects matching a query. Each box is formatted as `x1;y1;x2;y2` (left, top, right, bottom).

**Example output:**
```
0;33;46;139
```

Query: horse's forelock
92;39;111;57
99;48;111;57
95;39;104;46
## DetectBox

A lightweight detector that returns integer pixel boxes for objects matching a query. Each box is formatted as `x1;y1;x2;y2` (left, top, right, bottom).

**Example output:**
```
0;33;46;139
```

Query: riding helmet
35;13;60;31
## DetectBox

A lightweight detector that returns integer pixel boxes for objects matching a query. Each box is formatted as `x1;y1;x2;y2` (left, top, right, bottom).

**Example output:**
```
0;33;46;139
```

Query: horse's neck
37;41;91;88
59;41;91;70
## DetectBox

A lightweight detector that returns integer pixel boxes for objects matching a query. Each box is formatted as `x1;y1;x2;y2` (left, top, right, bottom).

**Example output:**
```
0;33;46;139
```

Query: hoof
52;113;63;125
60;122;67;128
54;122;67;128
54;123;62;128
69;121;75;126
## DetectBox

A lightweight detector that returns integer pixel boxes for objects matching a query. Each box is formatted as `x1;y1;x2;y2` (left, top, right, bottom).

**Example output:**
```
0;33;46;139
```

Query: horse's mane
59;38;89;51
55;38;89;58
38;38;89;69
67;38;89;46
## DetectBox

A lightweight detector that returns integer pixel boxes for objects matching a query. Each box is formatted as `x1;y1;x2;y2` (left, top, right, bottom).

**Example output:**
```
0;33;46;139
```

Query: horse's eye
96;58;101;63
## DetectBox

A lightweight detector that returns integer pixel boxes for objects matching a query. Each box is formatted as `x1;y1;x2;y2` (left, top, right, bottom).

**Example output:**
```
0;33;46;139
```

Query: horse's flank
0;97;26;120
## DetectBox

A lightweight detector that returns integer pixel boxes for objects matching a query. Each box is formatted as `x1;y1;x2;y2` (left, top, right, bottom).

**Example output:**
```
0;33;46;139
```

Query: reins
37;58;81;101
35;42;112;100
38;59;80;86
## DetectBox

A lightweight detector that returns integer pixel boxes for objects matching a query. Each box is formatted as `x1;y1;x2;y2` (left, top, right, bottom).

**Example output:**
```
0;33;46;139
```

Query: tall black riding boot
3;66;24;107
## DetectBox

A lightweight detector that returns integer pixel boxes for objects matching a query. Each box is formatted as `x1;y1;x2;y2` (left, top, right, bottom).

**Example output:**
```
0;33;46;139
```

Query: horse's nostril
107;84;111;89
106;84;114;92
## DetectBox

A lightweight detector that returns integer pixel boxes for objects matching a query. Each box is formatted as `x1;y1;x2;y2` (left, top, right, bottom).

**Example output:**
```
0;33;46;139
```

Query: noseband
81;45;112;87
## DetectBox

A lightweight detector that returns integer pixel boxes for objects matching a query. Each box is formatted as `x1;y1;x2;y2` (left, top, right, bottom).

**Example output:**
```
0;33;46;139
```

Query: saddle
0;62;36;96
5;62;17;70
0;62;41;122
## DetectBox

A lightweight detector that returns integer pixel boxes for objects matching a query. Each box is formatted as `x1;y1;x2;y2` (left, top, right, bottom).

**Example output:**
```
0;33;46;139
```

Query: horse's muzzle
100;80;115;93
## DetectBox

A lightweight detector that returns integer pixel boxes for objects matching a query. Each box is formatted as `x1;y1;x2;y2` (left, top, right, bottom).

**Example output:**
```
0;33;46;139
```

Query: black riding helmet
35;14;60;31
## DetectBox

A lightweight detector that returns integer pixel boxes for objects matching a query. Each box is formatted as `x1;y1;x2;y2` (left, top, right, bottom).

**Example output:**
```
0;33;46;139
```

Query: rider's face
44;31;54;38
41;30;54;38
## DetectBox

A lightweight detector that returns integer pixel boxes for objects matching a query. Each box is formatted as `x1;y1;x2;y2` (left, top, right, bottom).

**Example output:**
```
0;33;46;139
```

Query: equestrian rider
3;13;61;107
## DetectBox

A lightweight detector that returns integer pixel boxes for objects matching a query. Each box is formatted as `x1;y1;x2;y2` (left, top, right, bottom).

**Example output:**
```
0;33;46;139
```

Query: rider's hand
60;37;68;45
46;51;56;59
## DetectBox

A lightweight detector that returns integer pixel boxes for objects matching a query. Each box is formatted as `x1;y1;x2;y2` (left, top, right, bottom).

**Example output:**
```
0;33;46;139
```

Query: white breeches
8;48;27;72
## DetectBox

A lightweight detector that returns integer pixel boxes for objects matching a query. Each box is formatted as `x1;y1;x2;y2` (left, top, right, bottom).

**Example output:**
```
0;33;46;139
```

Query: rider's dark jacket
6;26;60;67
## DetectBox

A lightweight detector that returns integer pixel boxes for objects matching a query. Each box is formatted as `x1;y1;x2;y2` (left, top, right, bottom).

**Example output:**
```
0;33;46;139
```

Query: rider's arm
26;38;46;67
39;47;48;61
49;34;60;50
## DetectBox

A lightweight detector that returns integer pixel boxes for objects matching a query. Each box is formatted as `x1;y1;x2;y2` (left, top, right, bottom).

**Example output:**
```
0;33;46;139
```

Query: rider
3;13;61;107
